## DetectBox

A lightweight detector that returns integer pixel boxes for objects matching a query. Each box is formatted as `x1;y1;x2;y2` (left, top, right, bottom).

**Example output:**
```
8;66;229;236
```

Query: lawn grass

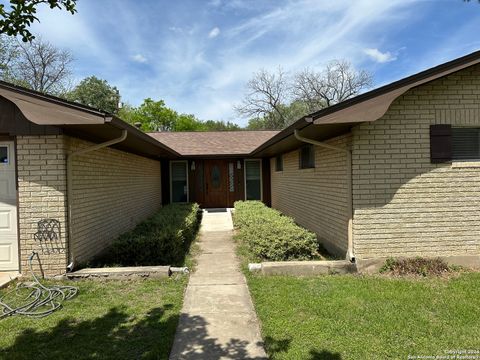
0;276;187;360
246;272;480;360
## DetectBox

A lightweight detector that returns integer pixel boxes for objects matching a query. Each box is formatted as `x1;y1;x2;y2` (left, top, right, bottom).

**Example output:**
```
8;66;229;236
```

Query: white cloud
208;27;221;39
131;54;148;63
208;0;222;7
364;48;397;63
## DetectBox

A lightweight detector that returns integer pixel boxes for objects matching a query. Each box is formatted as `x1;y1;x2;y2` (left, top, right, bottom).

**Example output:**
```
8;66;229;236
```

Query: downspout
294;129;354;261
66;129;128;271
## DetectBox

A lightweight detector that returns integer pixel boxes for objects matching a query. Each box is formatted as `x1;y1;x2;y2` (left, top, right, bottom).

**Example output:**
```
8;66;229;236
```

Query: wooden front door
204;159;228;208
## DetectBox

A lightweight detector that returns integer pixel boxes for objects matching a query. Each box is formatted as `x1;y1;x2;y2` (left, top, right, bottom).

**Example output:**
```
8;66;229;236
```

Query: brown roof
148;130;280;156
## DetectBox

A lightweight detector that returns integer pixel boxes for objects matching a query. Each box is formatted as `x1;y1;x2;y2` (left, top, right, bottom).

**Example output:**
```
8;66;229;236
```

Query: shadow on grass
263;335;342;360
309;349;342;359
2;305;179;360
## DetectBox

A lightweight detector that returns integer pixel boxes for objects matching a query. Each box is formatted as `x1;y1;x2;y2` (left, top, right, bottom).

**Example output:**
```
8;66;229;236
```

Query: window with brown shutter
430;124;452;163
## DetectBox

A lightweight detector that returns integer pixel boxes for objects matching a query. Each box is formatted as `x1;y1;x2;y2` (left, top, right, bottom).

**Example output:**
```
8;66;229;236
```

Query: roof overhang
312;52;480;125
251;118;353;158
252;50;480;158
0;85;107;125
0;82;179;159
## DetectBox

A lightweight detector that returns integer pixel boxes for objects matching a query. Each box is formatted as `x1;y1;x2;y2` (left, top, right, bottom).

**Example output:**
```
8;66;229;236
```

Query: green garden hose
0;252;78;318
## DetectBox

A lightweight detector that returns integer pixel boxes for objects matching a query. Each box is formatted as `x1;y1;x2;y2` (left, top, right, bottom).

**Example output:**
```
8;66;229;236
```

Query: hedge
233;201;318;261
91;203;201;267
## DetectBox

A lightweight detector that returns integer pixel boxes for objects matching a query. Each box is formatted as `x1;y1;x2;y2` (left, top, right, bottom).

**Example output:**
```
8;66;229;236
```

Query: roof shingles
148;131;279;156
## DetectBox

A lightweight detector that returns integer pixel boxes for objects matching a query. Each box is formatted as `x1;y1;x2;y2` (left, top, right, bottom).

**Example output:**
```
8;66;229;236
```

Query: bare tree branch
292;60;373;113
7;37;73;95
235;67;293;129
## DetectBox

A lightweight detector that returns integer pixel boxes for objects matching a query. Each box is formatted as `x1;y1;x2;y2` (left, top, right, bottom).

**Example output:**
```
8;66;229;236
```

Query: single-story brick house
1;50;480;276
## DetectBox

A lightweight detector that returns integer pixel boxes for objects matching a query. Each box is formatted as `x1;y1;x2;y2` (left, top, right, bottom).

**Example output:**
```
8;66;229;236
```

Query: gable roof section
252;49;480;157
148;130;279;156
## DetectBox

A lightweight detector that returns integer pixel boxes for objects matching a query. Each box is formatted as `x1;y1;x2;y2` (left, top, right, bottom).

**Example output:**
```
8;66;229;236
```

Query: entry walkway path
169;209;267;360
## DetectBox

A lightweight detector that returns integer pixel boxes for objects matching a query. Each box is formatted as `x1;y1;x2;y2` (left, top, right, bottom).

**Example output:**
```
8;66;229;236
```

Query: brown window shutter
430;124;452;163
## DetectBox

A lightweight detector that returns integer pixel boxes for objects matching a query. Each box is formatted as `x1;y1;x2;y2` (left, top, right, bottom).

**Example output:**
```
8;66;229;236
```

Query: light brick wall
17;135;68;276
270;134;351;255
67;136;162;264
352;64;480;258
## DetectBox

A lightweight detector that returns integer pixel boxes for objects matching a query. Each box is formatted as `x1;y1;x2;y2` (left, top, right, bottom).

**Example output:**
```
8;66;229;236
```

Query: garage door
0;141;18;271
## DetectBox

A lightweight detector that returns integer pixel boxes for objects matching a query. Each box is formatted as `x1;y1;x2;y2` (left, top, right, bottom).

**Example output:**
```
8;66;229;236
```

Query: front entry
0;141;19;271
203;159;228;208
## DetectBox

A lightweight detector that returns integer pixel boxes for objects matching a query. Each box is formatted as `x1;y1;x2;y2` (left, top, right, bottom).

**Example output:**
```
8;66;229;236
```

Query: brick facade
270;134;351;256
352;64;480;259
270;64;480;262
67;137;162;265
17;135;68;276
15;135;162;276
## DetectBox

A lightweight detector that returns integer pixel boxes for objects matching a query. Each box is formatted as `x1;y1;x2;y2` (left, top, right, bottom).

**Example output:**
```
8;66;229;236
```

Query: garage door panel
0;209;12;230
0;243;13;262
0;141;18;271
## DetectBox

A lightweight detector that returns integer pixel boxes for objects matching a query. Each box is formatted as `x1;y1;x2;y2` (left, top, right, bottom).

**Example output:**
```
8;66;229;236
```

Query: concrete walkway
169;209;267;360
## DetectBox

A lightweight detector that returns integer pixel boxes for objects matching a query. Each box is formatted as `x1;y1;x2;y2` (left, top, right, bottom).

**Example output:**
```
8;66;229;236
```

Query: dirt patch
379;257;463;277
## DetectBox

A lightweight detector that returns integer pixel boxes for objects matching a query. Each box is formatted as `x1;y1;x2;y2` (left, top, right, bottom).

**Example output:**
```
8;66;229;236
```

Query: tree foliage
239;60;373;130
119;98;242;132
0;0;77;42
66;76;120;113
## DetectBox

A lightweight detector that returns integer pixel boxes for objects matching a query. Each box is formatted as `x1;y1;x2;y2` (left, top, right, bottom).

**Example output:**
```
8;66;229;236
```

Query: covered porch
161;157;271;208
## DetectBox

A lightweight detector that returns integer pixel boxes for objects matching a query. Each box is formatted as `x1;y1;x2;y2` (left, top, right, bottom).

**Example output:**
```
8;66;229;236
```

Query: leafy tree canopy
119;98;242;132
66;76;120;114
0;0;77;42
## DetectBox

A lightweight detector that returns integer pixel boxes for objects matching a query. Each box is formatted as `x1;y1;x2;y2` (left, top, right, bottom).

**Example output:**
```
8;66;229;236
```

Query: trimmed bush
91;203;201;267
380;257;452;276
233;201;318;261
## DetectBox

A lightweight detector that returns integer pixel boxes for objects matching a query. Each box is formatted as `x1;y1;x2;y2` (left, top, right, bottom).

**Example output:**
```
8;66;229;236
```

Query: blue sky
26;0;480;125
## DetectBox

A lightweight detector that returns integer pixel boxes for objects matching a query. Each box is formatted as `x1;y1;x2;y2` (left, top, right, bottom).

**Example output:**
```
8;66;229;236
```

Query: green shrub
91;203;201;267
233;200;318;261
380;257;452;276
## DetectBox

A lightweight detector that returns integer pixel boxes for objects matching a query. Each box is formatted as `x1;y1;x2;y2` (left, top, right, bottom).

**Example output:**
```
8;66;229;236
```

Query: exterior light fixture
237;160;242;169
191;161;196;171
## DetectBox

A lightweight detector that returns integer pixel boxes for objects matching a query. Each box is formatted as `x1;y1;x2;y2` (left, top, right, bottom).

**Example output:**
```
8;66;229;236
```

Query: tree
175;113;205;131
3;37;73;95
66;76;120;113
202;120;240;131
119;98;243;132
246;101;309;130
235;68;294;130
238;60;373;130
119;98;182;132
292;60;372;112
0;34;19;84
0;0;77;42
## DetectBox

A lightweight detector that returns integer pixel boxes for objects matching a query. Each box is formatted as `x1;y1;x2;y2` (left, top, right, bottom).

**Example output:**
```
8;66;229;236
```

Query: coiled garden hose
0;252;78;318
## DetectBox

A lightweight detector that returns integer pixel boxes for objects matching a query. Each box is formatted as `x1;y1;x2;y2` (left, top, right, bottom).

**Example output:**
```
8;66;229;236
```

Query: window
275;155;283;172
0;146;8;164
245;160;262;200
299;144;315;169
452;128;480;160
170;161;188;203
228;162;235;192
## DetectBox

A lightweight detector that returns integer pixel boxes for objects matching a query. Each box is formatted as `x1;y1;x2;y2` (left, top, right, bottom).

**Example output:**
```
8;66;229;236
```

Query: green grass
246;273;480;360
0;276;187;360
